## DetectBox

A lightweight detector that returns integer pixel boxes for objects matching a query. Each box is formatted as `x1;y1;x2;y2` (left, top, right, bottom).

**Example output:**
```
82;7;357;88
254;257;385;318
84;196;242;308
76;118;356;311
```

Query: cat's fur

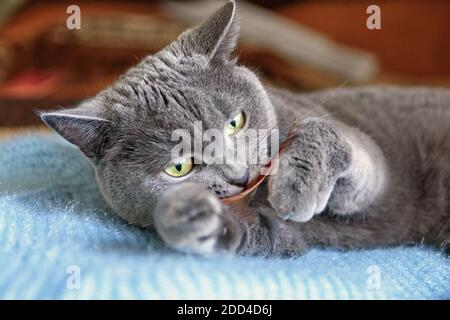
41;1;450;256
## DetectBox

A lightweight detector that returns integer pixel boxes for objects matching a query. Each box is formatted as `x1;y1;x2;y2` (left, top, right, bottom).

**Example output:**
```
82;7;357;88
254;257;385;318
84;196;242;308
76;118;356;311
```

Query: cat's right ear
40;107;111;161
171;0;239;65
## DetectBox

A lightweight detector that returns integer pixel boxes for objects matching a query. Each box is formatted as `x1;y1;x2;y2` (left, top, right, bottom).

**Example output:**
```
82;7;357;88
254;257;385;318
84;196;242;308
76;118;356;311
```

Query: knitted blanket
0;134;448;299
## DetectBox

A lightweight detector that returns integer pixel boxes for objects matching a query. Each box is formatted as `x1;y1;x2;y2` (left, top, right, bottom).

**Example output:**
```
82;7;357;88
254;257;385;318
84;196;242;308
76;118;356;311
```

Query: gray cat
41;1;450;256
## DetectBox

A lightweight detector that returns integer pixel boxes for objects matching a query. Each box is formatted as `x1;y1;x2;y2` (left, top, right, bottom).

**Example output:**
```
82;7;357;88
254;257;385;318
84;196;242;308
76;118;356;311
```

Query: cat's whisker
319;79;348;106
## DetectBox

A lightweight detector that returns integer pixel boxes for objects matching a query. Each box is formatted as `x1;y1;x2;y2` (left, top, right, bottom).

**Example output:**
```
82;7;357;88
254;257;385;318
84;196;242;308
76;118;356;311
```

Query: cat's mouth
220;123;296;205
220;162;275;204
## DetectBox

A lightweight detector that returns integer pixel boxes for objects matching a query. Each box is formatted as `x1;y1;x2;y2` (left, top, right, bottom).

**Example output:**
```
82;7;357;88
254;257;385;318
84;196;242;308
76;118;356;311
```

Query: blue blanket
0;134;448;299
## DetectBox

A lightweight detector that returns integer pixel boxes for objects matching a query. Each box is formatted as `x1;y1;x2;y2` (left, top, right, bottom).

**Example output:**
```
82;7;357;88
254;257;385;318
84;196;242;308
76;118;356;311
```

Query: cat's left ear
40;105;111;161
174;0;239;64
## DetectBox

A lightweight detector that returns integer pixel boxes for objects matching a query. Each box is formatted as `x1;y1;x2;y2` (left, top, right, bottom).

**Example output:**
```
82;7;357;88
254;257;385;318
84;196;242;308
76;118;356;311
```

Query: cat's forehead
106;62;245;128
103;72;254;167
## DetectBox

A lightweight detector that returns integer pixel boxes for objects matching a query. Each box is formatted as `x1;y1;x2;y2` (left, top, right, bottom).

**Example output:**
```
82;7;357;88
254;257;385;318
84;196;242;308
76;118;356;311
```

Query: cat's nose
227;168;250;187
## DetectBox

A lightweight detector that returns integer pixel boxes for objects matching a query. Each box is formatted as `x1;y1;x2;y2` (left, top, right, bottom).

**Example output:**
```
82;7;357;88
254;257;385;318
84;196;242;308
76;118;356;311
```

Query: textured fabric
0;134;449;300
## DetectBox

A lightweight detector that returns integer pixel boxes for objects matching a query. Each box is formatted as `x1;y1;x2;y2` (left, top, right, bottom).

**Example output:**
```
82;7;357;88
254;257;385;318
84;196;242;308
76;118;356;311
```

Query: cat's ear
40;107;111;160
175;0;239;64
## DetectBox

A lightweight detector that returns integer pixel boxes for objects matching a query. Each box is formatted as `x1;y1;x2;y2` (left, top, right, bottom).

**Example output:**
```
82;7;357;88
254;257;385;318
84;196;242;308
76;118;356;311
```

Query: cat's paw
153;182;228;255
267;118;350;222
268;154;334;222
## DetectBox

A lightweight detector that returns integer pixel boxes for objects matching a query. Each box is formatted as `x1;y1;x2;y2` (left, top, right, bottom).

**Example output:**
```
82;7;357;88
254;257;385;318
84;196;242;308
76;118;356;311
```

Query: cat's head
41;1;277;226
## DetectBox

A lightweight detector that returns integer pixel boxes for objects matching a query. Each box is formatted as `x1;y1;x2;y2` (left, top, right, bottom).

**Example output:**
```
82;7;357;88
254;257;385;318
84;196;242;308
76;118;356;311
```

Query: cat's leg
152;181;399;256
152;181;390;256
153;182;309;256
268;117;387;222
153;182;243;255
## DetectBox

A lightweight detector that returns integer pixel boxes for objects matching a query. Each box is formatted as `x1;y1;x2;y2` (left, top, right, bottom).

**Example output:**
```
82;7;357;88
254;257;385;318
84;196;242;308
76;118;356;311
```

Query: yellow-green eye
164;158;193;177
225;112;246;135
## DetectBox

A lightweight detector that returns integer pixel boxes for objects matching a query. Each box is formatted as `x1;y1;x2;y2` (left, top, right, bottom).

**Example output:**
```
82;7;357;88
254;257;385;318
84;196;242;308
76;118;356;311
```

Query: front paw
267;118;350;222
268;155;334;222
153;183;229;255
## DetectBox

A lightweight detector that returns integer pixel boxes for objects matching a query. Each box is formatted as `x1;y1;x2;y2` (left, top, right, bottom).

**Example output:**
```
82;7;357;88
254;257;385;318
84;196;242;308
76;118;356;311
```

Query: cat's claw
153;182;227;255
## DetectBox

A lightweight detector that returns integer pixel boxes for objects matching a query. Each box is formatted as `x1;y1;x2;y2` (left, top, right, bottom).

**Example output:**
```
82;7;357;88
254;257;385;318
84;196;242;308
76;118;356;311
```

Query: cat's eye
164;158;193;177
225;112;246;135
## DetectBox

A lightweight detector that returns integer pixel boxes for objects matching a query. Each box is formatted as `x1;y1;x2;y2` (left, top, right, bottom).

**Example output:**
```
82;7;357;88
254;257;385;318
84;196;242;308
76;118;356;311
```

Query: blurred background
0;0;449;138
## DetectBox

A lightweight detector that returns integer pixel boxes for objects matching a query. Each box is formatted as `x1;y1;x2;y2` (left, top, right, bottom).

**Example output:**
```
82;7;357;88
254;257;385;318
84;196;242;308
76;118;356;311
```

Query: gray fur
41;1;450;257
